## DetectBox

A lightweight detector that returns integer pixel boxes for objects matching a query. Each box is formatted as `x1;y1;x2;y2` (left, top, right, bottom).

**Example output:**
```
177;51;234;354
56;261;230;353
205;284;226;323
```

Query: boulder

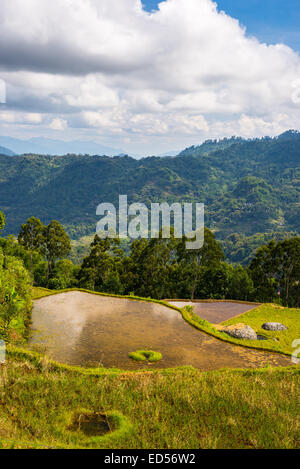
221;323;257;340
262;322;287;331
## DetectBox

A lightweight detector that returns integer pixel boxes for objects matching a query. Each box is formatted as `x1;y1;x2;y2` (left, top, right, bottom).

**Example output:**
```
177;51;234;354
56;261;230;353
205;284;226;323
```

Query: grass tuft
129;350;163;363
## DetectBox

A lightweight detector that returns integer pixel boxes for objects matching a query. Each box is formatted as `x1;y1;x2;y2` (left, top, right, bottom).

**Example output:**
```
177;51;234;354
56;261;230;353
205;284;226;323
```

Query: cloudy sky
0;0;300;155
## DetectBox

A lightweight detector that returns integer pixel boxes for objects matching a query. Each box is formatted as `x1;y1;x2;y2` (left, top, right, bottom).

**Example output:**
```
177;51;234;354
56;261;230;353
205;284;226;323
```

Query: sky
0;0;300;156
144;1;300;52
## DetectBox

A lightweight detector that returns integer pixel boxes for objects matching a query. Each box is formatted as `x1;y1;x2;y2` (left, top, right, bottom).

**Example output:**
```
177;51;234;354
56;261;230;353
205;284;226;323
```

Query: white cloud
65;77;119;109
0;111;43;125
0;0;299;153
49;118;68;131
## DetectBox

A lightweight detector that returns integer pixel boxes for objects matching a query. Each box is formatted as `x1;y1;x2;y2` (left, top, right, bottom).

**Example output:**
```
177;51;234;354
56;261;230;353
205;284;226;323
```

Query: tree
0;248;32;341
121;238;149;295
78;235;123;293
18;218;71;284
196;262;232;299
48;259;79;290
249;237;300;306
18;216;44;274
228;265;254;301
249;241;277;303
275;238;300;306
133;237;175;299
42;221;71;280
0;236;44;285
176;228;225;299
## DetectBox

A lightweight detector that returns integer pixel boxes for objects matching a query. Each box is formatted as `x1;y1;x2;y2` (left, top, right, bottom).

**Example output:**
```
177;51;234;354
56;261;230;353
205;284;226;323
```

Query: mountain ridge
0;131;299;263
0;145;16;156
0;136;125;157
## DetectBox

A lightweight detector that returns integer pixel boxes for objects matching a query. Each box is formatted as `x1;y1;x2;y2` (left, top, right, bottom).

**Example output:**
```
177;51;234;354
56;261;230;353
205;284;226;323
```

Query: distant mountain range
157;150;180;157
0;135;180;158
0;136;126;157
0;145;16;156
1;131;299;160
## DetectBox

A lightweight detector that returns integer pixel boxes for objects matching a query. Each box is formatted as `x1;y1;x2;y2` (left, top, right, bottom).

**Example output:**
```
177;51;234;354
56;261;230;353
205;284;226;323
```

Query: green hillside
0;131;299;263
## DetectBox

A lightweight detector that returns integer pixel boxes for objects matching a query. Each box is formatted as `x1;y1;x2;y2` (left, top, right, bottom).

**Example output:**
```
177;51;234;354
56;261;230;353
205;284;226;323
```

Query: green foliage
10;206;300;306
0;248;32;341
18;216;44;273
0;236;43;276
222;231;298;265
193;262;254;301
0;210;5;234
249;237;300;306
17;217;71;286
175;228;225;299
74;228;256;302
78;236;123;294
129;350;163;362
42;220;71;276
0;133;299;261
228;265;254;300
48;259;79;290
18;216;43;252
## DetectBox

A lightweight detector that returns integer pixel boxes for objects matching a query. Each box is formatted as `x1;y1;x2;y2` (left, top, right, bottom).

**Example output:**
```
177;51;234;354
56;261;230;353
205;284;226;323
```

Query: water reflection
30;292;289;370
167;301;259;323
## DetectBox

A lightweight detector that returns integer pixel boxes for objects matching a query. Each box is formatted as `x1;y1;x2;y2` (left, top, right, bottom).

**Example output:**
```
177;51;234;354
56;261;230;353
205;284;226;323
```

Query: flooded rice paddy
30;292;290;370
166;301;259;323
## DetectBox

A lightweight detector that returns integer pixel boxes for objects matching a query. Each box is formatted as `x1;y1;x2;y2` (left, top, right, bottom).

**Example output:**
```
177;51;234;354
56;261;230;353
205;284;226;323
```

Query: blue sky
1;0;300;155
143;0;300;52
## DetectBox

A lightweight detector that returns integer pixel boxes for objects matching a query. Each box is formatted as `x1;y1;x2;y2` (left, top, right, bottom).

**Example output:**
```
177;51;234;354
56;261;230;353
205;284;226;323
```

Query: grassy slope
222;304;300;355
0;356;299;449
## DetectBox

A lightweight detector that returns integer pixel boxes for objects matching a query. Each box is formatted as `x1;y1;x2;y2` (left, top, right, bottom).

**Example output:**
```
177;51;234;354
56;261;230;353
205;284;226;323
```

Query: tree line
1;212;299;309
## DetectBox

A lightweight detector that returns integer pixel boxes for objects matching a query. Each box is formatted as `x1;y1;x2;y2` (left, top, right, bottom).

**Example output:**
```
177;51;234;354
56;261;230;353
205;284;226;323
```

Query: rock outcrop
262;323;287;331
220;323;257;340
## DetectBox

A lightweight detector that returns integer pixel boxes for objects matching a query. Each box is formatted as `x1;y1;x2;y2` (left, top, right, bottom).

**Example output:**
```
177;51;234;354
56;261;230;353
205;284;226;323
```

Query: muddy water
30;292;290;370
166;301;259;323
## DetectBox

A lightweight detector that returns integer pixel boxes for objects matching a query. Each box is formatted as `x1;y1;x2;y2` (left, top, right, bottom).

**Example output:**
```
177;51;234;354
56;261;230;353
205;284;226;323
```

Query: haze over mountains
0;136;125;158
0;145;16;157
1;131;299;159
0;135;180;159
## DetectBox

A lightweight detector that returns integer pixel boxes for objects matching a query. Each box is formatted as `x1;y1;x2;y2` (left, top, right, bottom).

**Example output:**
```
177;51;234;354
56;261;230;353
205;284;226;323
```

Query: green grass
1;289;299;449
222;304;300;356
65;409;133;447
31;287;300;357
0;355;299;449
129;350;163;363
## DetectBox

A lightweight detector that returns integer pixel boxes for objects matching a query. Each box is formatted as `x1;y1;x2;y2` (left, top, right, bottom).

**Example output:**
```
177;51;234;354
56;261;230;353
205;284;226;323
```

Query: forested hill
0;131;299;262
